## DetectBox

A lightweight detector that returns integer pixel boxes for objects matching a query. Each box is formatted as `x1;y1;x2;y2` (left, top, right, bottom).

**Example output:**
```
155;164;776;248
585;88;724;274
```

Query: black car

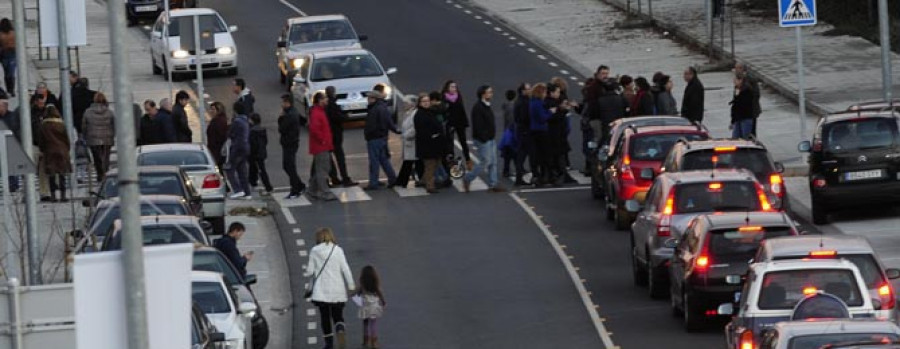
127;0;195;26
192;302;225;349
93;166;203;215
798;110;900;224
660;138;787;210
667;212;798;331
80;195;194;251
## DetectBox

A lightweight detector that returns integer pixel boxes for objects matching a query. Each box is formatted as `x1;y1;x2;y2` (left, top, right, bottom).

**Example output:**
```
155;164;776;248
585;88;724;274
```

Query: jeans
248;156;273;192
226;153;250;195
732;119;754;139
313;301;345;346
366;137;396;187
1;52;16;95
464;140;498;188
282;145;306;194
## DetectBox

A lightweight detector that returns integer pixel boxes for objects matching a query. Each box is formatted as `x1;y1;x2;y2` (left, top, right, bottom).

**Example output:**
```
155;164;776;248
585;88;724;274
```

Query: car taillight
621;155;634;181
769;174;784;197
756;185;772;211
812;139;823;152
715;146;737;152
695;234;711;272
879;283;896;310
739;329;754;349
657;191;674;237
812;177;827;188
202;174;221;189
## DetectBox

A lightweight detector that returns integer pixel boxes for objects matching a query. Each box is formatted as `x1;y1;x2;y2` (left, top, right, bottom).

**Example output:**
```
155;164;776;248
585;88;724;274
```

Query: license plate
350;102;367;110
843;169;883;181
734;292;741;302
135;5;157;12
189;57;215;65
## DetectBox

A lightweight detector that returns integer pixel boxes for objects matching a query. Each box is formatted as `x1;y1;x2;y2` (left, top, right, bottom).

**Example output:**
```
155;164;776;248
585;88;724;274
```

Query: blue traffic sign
779;0;817;27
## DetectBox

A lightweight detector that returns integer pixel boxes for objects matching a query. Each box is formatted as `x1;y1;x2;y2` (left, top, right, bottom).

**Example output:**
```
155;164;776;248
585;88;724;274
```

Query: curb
265;198;305;349
592;0;835;118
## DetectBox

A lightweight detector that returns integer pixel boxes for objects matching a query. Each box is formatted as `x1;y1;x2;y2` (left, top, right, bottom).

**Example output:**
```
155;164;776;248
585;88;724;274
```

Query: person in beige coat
82;92;115;181
39;106;71;201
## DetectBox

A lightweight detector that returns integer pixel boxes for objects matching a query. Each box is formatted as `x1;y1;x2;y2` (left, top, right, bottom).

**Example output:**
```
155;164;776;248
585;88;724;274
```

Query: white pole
0;131;16;281
11;0;34;285
878;0;892;101
164;0;173;99
796;26;807;139
192;16;207;144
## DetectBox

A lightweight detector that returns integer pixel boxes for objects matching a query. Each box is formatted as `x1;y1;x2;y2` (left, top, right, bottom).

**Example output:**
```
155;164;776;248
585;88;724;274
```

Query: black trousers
282;145;306;194
532;131;552;183
49;174;66;197
314;301;345;345
90;145;112;182
329;132;351;182
395;160;423;187
248;156;273;191
515;130;534;181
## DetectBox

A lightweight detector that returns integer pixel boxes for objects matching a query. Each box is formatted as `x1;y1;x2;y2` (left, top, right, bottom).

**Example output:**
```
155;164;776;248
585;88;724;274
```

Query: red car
602;125;708;229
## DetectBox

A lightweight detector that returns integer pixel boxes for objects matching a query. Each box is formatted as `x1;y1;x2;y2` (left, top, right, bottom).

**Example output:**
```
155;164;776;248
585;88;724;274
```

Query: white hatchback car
192;271;256;349
150;8;239;78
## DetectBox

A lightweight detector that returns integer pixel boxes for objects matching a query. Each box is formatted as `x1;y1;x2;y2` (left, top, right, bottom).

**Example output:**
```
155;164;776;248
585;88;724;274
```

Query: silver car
275;14;366;88
136;144;227;234
290;48;399;120
758;319;900;349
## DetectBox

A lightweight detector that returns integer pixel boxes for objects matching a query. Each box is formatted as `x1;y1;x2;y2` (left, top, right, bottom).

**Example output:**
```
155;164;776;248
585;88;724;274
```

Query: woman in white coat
393;107;422;188
306;228;356;349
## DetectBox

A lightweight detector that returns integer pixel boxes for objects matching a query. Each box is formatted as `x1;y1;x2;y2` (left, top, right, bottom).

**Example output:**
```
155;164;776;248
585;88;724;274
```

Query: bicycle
448;154;466;179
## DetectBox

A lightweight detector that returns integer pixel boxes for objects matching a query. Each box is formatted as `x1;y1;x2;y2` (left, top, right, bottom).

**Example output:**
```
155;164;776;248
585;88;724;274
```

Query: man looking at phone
214;222;254;277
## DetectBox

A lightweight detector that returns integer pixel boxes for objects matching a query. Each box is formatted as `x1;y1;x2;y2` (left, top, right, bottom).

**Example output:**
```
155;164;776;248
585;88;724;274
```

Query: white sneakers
229;192;252;200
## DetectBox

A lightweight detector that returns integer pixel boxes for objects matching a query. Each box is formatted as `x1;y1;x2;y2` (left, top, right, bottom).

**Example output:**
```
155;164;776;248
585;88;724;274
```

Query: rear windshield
824;118;899;152
788;333;900;349
773;254;886;290
681;149;775;180
88;203;188;237
630;133;705;161
168;15;227;37
192;281;232;314
708;227;794;263
674;181;761;214
138;151;209;167
105;224;202;251
758;269;863;310
101;173;185;198
288;20;356;45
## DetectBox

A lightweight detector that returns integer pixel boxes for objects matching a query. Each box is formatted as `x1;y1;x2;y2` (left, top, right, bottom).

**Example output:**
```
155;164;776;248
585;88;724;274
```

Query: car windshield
708;227;793;263
168;14;227;37
88;203;189;236
288;20;356;45
193;252;242;285
310;54;383;82
681;148;776;180
758;269;863;310
774;254;886;290
138;151;209;167
192;281;232;314
824;118;899;152
105;224;202;251
673;181;761;214
629;133;705;161
608;117;695;150
788;333;900;349
101;173;185;198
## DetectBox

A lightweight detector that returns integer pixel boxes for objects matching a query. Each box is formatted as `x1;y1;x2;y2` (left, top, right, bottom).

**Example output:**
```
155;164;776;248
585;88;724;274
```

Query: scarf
444;92;459;103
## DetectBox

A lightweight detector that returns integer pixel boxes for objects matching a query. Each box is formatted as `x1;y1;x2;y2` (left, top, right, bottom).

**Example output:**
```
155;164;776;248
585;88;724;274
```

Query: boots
370;336;379;349
362;335;369;348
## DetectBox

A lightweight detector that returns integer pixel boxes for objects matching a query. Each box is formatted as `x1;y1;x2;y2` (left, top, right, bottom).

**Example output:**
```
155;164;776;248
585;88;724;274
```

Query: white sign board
779;0;817;27
74;244;193;349
39;0;88;47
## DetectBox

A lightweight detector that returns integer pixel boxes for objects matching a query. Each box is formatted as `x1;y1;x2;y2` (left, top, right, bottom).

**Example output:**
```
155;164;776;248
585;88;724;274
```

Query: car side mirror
798;140;811;153
717;303;734;315
276;41;287;48
210;332;226;342
663;238;679;249
358;34;368;41
597;148;609;162
239;302;258;316
229;25;239;33
726;275;742;285
886;268;900;280
385;67;398;75
244;274;258;286
640;168;655;180
774;161;785;173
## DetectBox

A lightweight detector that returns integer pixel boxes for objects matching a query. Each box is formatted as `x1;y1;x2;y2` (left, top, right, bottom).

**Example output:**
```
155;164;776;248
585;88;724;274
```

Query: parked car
150;8;239;79
600;124;708;229
193;246;269;349
192;301;226;349
798;110;900;224
93;166;203;216
629;169;773;298
192;271;256;349
275;15;366;88
757;319;900;349
126;0;195;27
661;138;788;210
719;259;876;349
137;144;227;234
290;48;399;120
666;212;799;331
755;235;900;322
846;99;900;112
81;195;194;251
101;215;210;251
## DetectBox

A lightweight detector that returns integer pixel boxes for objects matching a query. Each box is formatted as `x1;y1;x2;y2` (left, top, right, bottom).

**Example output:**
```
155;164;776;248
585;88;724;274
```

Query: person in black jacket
278;94;306;198
735;63;762;134
363;90;400;190
232;78;255;115
441;80;471;166
632;77;656;116
138;100;159;146
325;86;356;187
681;67;705;123
545;83;570;186
414;94;445;193
69;72;96;136
172;90;192;143
463;85;504;193
248;113;272;194
730;73;755;139
214;222;253;277
593;79;628;145
512;83;533;186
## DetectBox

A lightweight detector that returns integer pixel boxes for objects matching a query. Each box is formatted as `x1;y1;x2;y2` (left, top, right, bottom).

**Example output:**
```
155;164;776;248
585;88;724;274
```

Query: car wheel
614;203;630;231
632;240;648;287
647;254;667;299
252;315;269;349
152;56;161;75
812;195;829;225
683;291;703;332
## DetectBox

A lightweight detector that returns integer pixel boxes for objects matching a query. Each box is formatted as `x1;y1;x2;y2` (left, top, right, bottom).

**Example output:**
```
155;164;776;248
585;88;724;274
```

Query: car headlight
171;50;189;59
291;58;304;69
216;46;234;55
381;84;392;99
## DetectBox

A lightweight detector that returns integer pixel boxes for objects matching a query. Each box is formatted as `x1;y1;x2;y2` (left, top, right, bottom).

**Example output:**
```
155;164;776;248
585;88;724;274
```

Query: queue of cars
588;111;900;348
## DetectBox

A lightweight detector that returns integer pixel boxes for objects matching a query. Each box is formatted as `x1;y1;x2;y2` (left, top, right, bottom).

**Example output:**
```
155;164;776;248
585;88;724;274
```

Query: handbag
304;245;336;299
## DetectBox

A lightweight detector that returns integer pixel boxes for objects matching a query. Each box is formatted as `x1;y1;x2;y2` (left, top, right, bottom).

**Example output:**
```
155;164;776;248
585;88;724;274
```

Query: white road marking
393;186;431;197
308;337;318;345
483;20;492;25
307;308;316;316
282;207;296;224
277;0;306;15
474;15;482;19
296;239;305;247
549;62;559;67
510;193;617;348
307;322;317;330
454;4;462;8
464;9;472;14
508;36;517;41
293;228;301;234
537;54;547;60
518;42;526;46
560;69;570;75
527;48;536;53
299;250;308;257
494;26;502;31
517;186;591;194
330;187;373;203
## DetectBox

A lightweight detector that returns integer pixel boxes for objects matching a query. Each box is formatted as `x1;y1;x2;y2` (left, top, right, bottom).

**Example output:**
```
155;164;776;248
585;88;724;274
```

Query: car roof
105;165;183;176
625;125;706;136
612;115;694;128
699;212;792;229
287;14;349;25
657;168;757;184
169;8;220;17
191;270;224;283
752;258;858;272
96;195;187;208
675;138;766;151
761;235;875;257
824;110;898;123
775;319;900;337
311;48;372;59
846;99;900;112
137;144;209;154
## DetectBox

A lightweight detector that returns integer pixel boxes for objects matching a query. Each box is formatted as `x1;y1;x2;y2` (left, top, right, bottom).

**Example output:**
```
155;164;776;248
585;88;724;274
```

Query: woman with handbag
305;227;356;349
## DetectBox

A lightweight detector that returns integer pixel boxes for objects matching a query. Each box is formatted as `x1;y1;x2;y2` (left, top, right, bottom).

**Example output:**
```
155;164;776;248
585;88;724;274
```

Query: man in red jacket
307;92;337;201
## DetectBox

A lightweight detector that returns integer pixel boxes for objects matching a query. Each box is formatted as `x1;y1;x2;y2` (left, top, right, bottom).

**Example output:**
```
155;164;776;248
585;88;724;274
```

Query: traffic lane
519;189;722;348
286;191;604;348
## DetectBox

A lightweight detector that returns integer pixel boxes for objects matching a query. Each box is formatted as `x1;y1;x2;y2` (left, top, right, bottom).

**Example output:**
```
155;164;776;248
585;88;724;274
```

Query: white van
150;8;239;79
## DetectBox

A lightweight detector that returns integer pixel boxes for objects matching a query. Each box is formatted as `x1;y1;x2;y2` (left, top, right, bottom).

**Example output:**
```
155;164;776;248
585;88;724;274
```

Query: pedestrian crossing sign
779;0;816;27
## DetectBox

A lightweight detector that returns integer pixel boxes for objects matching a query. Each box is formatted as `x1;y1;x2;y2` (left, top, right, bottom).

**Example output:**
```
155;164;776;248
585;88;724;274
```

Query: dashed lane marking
483;20;492;25
308;337;317;345
307;308;316;316
475;15;482;19
560;69;570;75
494;27;502;31
454;4;462;8
293;228;301;234
510;193;616;348
464;9;472;14
537;54;547;60
282;207;296;225
299;250;308;257
516;186;590;194
307;322;317;330
527;48;536;53
549;62;559;67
